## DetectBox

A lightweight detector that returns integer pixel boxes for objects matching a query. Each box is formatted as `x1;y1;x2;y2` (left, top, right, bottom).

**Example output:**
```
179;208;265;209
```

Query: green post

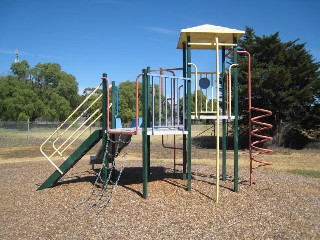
233;37;239;192
111;81;116;165
222;46;227;181
187;36;192;191
142;68;149;198
182;41;187;180
147;68;151;176
102;73;108;183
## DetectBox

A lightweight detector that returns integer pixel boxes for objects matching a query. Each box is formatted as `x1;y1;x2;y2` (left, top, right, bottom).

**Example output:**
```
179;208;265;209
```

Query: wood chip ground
1;154;319;240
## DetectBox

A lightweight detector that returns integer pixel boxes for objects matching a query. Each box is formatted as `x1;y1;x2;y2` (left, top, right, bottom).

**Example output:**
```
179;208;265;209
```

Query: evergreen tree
237;27;320;148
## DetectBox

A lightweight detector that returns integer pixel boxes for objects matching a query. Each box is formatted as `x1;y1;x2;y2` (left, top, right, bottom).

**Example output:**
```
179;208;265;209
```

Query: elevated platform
191;114;235;120
108;127;187;135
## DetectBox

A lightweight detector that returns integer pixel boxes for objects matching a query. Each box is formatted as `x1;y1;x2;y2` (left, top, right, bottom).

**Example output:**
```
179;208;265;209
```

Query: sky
1;0;319;93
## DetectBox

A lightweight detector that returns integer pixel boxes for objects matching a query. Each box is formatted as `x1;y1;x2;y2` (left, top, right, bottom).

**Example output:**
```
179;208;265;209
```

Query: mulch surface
0;155;319;240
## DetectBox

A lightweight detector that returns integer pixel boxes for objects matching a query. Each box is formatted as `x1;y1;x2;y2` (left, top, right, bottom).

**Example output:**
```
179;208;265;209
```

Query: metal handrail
40;83;102;173
52;94;103;159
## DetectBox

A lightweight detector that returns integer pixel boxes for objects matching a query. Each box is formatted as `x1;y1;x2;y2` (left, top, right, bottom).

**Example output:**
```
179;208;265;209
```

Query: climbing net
75;132;132;214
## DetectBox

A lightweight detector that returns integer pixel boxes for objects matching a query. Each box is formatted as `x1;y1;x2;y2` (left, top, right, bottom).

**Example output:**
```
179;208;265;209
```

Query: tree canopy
237;27;320;148
0;61;79;121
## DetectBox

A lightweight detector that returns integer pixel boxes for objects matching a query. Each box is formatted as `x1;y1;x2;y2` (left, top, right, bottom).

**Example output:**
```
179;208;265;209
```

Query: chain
195;125;215;137
75;132;132;214
97;166;124;215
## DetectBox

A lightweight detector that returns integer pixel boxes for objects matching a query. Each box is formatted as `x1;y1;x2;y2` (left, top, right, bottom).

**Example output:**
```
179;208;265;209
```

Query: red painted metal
238;50;273;186
250;107;273;166
135;73;144;134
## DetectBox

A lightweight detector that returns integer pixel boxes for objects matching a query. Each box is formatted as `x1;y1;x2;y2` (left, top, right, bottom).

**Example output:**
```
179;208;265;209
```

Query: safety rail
134;68;186;135
190;70;217;117
147;72;190;135
40;83;104;174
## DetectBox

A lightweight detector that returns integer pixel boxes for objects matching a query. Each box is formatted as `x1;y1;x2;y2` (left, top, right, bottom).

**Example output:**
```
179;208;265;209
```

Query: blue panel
116;118;122;128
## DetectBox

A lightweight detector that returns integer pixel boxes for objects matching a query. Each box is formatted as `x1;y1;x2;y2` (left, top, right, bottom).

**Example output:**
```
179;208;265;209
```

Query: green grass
286;169;320;178
305;141;320;149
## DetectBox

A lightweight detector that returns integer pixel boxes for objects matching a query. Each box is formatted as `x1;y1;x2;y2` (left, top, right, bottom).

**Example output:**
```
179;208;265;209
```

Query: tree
0;76;42;121
0;61;80;121
237;27;320;148
29;62;79;119
118;81;142;124
10;60;30;79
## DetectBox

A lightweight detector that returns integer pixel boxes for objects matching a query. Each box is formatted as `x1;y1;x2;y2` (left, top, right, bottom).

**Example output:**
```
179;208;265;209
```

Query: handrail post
182;40;187;180
233;38;239;193
222;46;227;181
111;81;117;166
187;35;192;191
111;81;116;129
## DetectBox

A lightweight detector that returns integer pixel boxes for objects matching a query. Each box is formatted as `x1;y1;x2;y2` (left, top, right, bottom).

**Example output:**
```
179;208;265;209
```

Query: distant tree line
0;61;79;121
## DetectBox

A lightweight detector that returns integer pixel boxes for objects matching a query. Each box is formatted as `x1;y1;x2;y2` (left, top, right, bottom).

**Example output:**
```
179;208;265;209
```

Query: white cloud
145;27;178;36
0;49;15;55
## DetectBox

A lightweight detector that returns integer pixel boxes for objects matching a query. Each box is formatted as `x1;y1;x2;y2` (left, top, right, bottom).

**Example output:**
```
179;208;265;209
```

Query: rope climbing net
75;132;132;215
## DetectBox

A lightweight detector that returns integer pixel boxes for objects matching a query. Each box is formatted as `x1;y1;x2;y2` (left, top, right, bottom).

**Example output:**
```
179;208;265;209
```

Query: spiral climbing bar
238;50;273;186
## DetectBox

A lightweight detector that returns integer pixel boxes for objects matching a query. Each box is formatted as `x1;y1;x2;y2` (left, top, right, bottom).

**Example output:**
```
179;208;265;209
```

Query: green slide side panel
37;130;103;190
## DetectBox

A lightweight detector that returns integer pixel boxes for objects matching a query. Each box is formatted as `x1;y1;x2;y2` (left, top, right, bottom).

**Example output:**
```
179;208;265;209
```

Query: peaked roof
177;24;245;49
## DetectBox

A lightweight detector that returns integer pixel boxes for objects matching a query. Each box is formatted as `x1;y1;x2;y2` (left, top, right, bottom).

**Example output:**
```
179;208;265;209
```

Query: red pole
237;50;253;185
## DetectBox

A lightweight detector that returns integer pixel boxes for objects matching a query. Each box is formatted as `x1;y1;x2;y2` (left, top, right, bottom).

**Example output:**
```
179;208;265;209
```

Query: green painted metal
233;37;239;192
102;74;108;183
182;41;187;180
147;68;151;176
111;81;116;166
37;130;103;190
142;68;149;198
222;46;227;181
187;36;192;191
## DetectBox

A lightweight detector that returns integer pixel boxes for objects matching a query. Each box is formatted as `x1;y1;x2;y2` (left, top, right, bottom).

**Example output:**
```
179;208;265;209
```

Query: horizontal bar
147;73;191;81
188;42;238;47
191;71;217;75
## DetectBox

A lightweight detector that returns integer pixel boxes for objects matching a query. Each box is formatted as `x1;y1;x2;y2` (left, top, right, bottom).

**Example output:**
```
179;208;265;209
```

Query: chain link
74;132;132;214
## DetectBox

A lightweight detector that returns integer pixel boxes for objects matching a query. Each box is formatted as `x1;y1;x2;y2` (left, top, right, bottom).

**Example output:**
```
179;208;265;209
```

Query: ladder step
89;156;103;164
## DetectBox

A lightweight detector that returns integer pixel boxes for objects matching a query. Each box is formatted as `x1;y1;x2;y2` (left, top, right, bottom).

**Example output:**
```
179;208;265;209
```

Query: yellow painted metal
215;37;220;203
177;24;244;49
190;71;217;116
228;64;238;118
188;42;238;48
188;63;198;117
40;83;102;174
60;111;102;154
52;94;103;159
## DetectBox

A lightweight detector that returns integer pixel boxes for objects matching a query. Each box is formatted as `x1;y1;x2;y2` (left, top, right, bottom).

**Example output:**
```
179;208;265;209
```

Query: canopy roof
177;24;245;49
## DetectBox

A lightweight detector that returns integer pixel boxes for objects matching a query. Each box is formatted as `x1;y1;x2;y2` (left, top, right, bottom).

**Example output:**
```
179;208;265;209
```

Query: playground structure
38;24;273;203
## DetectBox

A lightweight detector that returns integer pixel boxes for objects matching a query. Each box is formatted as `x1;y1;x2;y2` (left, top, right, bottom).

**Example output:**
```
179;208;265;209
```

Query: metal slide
38;130;103;190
